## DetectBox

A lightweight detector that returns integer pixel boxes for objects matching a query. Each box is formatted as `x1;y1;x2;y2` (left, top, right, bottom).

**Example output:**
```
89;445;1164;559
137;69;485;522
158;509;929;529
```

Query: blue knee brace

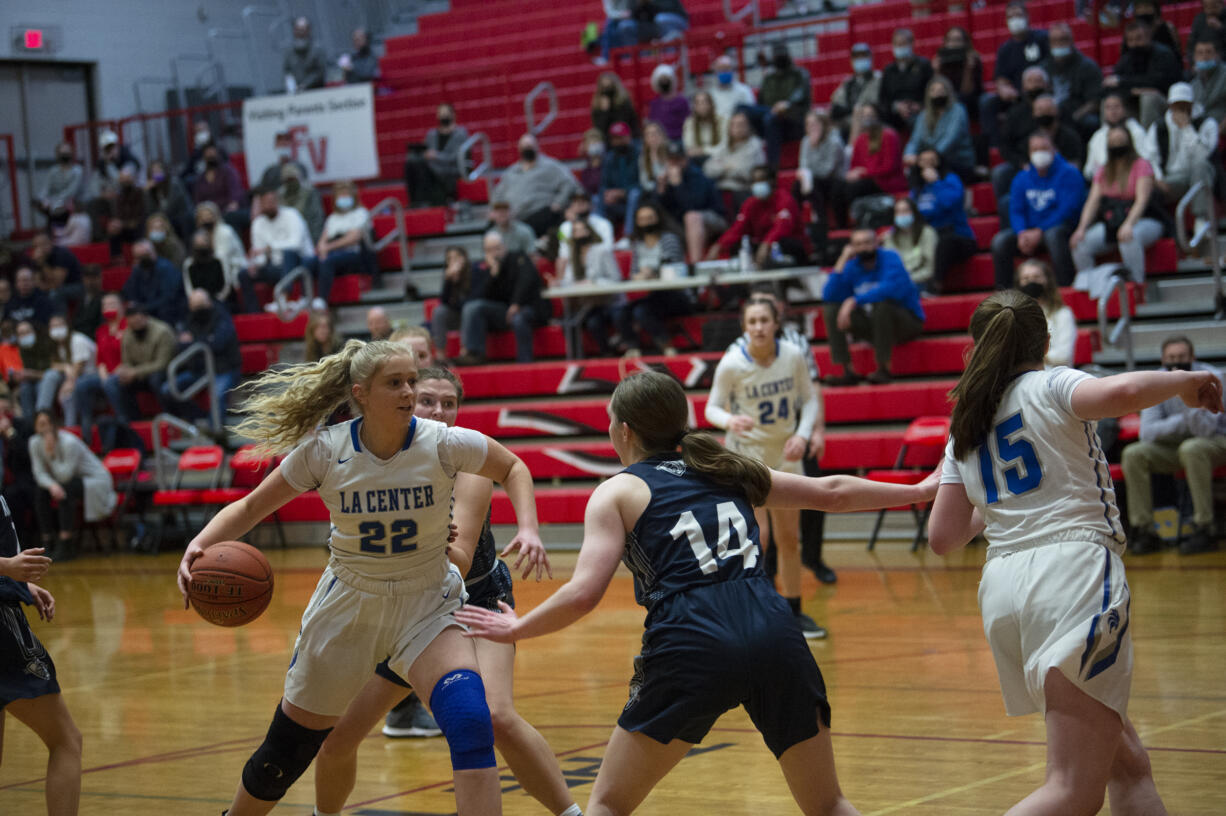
430;669;495;771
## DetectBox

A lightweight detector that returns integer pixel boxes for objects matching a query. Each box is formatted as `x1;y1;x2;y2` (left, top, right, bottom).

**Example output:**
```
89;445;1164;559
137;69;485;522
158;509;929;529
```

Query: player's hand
177;540;207;608
783;434;807;461
500;529;553;581
3;549;51;581
28;583;55;621
455;601;518;643
447;522;458;544
807;431;826;461
917;464;943;500
1180;370;1224;413
728;414;755;434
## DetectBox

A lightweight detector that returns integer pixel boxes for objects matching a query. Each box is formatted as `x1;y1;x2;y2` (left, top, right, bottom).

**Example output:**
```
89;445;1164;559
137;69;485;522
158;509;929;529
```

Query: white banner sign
241;84;378;187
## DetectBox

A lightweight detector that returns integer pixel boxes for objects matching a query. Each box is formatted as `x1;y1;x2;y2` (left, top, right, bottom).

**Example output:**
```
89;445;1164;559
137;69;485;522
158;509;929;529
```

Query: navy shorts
374;560;515;689
618;578;830;758
0;602;60;708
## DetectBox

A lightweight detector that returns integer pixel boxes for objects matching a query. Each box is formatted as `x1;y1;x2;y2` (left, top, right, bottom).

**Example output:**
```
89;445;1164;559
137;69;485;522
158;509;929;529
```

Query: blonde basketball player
929;290;1223;816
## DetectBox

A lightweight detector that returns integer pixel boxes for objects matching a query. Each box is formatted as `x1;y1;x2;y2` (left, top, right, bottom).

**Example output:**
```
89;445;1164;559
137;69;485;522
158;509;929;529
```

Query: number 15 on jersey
977;412;1043;504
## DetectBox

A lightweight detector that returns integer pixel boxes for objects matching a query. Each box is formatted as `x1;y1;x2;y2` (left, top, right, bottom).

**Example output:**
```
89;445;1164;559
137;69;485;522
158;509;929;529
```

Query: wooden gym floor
2;540;1223;815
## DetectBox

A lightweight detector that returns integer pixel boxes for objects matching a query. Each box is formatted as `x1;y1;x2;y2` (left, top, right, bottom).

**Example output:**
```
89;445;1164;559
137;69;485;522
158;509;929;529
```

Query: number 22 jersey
940;367;1125;556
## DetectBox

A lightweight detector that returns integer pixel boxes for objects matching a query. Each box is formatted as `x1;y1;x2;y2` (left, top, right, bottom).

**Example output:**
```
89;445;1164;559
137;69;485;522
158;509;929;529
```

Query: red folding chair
865;416;951;551
152;445;226;539
199;445;287;548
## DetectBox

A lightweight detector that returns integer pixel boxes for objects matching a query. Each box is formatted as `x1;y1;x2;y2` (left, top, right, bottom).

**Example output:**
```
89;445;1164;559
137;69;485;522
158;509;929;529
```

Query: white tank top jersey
940;367;1126;557
709;338;817;447
279;416;488;580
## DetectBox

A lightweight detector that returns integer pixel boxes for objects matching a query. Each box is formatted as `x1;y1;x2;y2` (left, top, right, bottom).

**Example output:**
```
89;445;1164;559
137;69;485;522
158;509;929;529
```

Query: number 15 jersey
940;367;1125;557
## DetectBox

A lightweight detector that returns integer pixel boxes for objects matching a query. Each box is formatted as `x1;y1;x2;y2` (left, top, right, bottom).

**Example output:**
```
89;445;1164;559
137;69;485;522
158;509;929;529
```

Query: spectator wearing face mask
5;267;58;328
1042;23;1104;139
1133;0;1182;63
37;143;84;221
404;104;468;209
195;202;247;289
737;43;810;168
108;169;147;260
980;3;1049;148
558;190;615;265
617;202;690;356
598;122;642;237
911;148;977;295
258;131;311;192
830;103;907;229
1192;37;1226;122
491;134;581;237
71;293;126;450
182;121;227;187
193;145;244;215
1189;0;1226;57
278;164;324;242
903;76;975;183
879;29;934;131
1083;92;1156;182
163;289;241;421
13;321;55;421
1103;21;1182;129
707;166;808;268
110;302;175;428
313;181;373;311
883;198;938;291
648;64;691;142
283;17;327;93
145;212;186;269
706;55;756;122
830;43;882;139
340;28;380;84
558;219;621;357
577;130;607;199
1147;83;1218;232
45;314;95;428
591;73;642;141
144;159;193;240
184;230;232;303
993;89;1085;226
86;130;142;242
933;27;984;120
660;141;727;263
243;188;314;313
24;234;82;310
122;240;187;326
71;266;104;340
1014;259;1076;369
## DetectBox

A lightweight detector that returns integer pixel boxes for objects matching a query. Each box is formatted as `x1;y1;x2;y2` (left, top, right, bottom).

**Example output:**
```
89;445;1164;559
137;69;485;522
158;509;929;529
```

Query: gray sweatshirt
492;155;580;218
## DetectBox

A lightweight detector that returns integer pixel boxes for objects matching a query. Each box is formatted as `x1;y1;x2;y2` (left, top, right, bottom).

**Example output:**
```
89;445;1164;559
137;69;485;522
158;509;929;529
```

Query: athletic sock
559;804;583;816
786;596;801;615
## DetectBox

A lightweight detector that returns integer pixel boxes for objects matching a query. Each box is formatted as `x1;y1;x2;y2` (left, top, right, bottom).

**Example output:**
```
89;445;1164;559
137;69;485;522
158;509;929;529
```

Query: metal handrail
268;264;316;317
368;196;412;276
1175;180;1224;319
458;131;491;181
167;341;222;432
722;0;761;27
151;412;209;489
1098;275;1135;371
524;81;558;136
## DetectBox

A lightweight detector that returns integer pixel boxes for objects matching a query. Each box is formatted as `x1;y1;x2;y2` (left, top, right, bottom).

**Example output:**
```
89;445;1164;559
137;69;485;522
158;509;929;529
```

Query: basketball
187;541;274;627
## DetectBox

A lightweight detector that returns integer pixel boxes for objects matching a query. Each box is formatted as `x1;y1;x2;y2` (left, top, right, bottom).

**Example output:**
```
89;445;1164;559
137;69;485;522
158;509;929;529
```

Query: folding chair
199;445;287;548
865;416;951;551
151;445;226;549
82;448;144;552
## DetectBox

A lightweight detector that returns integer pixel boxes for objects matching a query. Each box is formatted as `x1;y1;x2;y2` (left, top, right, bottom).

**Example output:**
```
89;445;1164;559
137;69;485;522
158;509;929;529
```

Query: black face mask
57;153;72;164
519;148;537;162
1034;114;1056;128
50;212;70;227
193;248;213;261
132;326;148;340
138;257;155;270
1130;43;1152;56
639;222;660;234
1025;88;1044;101
438;116;453;127
200;221;216;231
1165;361;1192;371
773;55;791;70
205;156;220;168
856;249;876;264
614;143;632;154
190;307;212;324
602;87;617;97
1019;281;1046;299
1135;13;1156;25
930;95;949;108
658;80;672;93
1107;144;1130;160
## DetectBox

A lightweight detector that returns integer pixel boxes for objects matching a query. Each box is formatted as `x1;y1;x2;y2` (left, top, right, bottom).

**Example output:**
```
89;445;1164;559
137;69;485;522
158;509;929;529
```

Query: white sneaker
310;297;328;312
263;302;280;314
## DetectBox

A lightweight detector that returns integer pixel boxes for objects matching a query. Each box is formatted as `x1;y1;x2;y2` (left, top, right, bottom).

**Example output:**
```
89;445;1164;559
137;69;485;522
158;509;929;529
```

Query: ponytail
236;339;414;455
678;431;772;506
948;291;1048;459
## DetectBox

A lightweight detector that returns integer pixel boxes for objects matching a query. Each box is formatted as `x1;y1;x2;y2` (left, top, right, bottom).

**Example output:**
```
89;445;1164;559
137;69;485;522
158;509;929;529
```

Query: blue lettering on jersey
745;376;795;398
340;486;436;514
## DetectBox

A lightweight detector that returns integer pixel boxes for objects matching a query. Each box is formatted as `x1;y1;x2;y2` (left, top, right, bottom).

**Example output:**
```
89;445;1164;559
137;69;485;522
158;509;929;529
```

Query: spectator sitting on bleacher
313;180;374;311
85;130;141;243
597;0;689;63
258;131;311;192
146;212;186;269
6;266;58;327
1015;258;1076;368
162;288;240;421
821;227;925;386
46;313;94;429
242;188;314;314
25;234;81;309
1071;125;1166;287
903;76;975;183
830;43;882;140
184;230;231;303
304;309;339;362
980;3;1049;149
108;169;147;261
578;130;606;201
279;164;324;243
493;134;581;238
704;111;766;216
72;266;103;340
488;200;538;257
830;103;907;229
429;246;476;354
37;143;84;223
912;148;976;295
1134;0;1183;63
616;202;689;357
1190;0;1226;57
793;110;844;253
639;122;671;195
683;91;724;163
1043;23;1104;140
48;203;91;248
661;141;726;263
1121;335;1226;555
123;240;187;326
879;29;934;132
933;27;984;122
994;90;1085;226
1104;21;1183;129
707;55;756;122
109;302;171;435
340;27;380;85
1149;83;1218;232
182;121;226;189
1192;37;1226;122
14;320;54;420
366;306;393;341
193;144;244;220
28;410;116;562
283;17;327;93
597;122;642;237
591;73;642;141
144;159;193;241
71;293;124;451
992;132;1084;289
649;64;691;142
1084;92;1155;182
453;231;549;365
559;219;621;357
404;104;468;209
708;165;808;268
738;42;810;168
195;202;247;291
559;191;615;269
883;198;937;292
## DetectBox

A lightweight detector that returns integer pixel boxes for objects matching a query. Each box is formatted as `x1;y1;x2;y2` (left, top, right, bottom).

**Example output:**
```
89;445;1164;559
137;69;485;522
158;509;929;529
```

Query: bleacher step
1095;343;1226;368
1134;300;1220;319
1149;275;1224;303
1125;319;1225;352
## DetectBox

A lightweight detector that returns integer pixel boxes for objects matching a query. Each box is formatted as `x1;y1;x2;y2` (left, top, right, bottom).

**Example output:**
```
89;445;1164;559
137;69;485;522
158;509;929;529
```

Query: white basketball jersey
279;416;488;579
712;338;815;448
941;367;1125;556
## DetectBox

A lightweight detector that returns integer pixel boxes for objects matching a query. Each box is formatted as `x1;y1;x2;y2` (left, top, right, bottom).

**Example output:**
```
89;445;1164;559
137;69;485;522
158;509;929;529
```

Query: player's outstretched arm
176;468;302;605
0;548;51;582
1071;369;1224;421
456;476;629;643
763;466;940;512
476;437;551;581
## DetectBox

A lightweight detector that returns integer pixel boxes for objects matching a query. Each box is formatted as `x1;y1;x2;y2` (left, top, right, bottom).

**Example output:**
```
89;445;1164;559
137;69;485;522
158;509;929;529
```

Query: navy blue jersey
621;456;765;623
0;496;32;605
465;508;498;587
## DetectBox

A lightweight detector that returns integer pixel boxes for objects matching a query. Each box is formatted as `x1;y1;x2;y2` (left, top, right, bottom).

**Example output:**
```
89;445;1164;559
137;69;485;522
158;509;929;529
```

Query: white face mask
17;334;34;348
49;326;68;341
335;195;354;211
194;130;211;148
1007;16;1028;35
1030;150;1054;170
751;181;771;199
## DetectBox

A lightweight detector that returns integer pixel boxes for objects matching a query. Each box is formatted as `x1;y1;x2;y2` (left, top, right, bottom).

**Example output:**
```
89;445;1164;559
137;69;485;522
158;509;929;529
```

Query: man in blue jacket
598;122;641;236
989;131;1085;289
821;228;925;385
121;239;187;326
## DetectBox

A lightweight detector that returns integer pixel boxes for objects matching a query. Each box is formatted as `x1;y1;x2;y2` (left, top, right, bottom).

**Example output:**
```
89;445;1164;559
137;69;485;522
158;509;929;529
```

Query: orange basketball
187;541;274;627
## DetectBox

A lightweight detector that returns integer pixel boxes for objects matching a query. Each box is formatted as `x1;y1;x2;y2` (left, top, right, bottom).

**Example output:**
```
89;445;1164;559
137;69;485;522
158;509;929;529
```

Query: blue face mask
852;57;872;74
894;213;914;229
335;195;354;210
1197;59;1219;72
717;71;734;85
1050;45;1072;59
893;45;913;61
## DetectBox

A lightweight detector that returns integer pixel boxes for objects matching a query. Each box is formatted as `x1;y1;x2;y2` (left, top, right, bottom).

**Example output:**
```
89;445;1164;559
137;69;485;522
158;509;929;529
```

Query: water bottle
769;241;785;268
738;236;753;273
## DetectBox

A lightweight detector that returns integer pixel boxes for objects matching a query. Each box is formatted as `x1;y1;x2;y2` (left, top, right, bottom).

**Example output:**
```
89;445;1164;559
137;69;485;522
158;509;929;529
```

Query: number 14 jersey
940;367;1125;556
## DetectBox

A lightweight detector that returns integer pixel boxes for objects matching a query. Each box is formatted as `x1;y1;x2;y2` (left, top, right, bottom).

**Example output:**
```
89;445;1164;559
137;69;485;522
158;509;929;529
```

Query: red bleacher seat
234;312;309;344
69;243;110;266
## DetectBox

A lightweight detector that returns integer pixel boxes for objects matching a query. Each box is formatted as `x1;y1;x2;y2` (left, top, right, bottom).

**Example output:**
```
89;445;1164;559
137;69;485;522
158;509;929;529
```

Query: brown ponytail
610;371;772;506
949;291;1048;459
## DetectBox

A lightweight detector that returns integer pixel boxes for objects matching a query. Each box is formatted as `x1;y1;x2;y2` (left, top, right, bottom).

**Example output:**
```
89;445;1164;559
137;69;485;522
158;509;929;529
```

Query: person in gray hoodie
491;134;581;237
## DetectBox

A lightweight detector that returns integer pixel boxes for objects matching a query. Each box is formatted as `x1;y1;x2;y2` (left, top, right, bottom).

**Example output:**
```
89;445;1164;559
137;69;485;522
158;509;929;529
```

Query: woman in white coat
28;410;117;561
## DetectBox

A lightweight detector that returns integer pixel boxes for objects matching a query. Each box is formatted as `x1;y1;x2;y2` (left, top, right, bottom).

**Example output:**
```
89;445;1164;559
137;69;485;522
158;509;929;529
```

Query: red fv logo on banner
287;125;329;174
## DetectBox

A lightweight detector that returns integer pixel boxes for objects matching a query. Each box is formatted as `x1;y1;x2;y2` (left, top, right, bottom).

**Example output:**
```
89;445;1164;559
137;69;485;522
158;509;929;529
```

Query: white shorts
725;435;804;475
979;540;1133;718
284;559;466;716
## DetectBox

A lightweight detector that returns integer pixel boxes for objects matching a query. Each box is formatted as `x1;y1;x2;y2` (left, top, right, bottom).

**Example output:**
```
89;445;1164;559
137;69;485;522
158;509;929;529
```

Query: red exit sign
11;25;59;54
23;29;44;50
